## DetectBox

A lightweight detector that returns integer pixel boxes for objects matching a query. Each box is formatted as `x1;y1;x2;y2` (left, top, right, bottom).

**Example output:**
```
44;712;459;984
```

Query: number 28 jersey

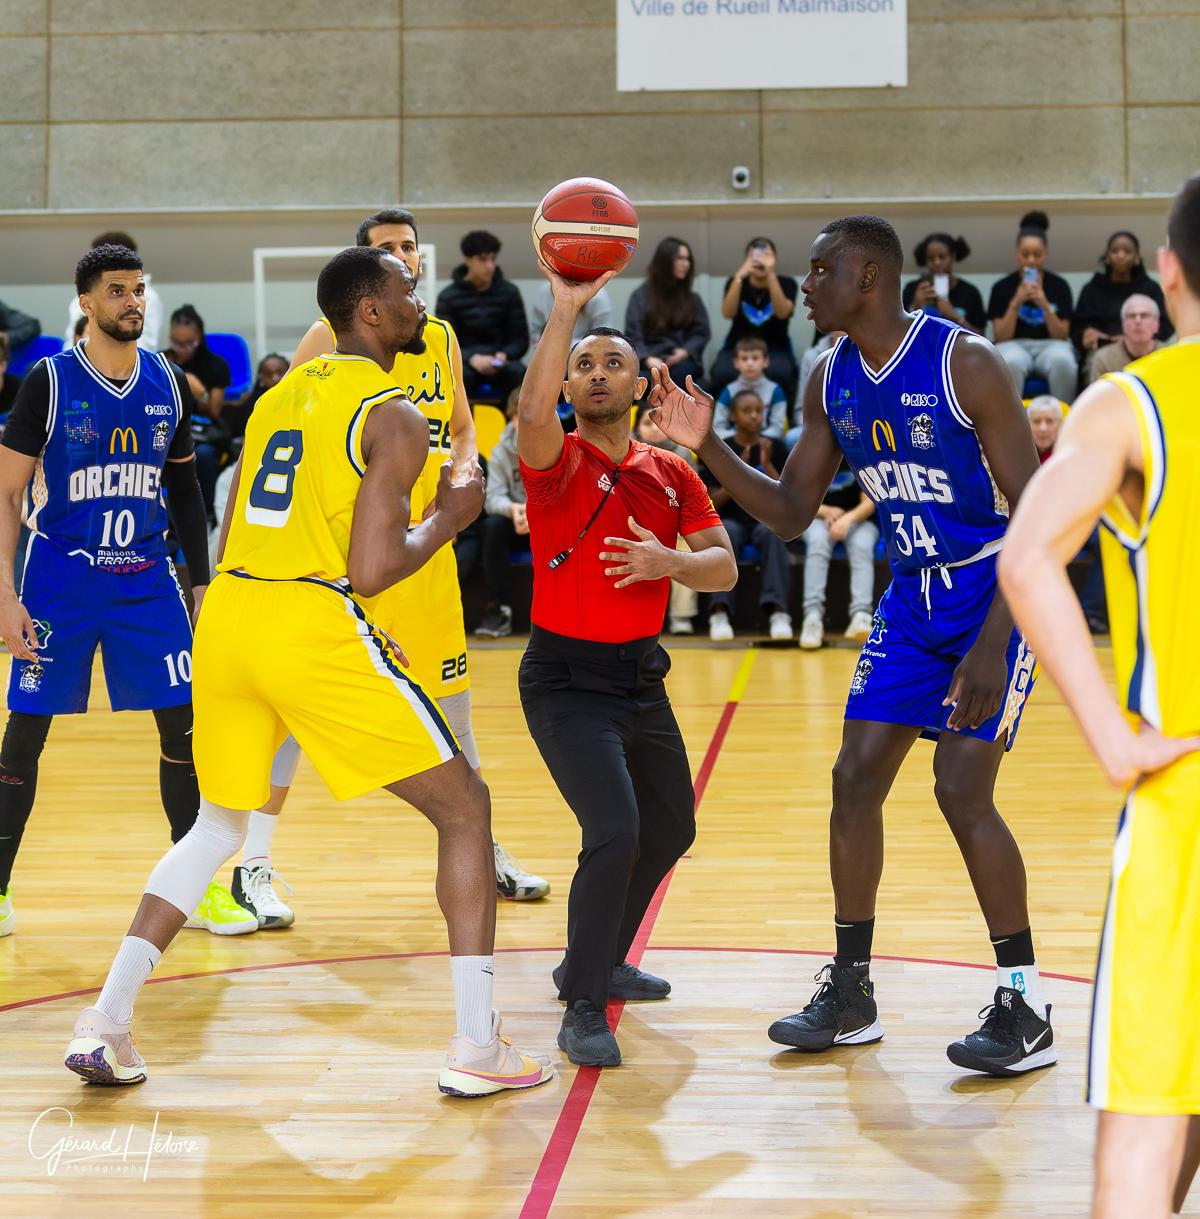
219;353;405;581
821;312;1008;575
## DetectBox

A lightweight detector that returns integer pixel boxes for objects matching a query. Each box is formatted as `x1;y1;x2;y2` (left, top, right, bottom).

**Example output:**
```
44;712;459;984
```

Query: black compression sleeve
0;361;51;457
162;458;211;585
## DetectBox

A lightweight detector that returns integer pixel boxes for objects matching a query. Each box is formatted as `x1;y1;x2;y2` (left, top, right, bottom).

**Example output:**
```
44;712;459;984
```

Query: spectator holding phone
901;232;985;335
987;211;1076;402
709;237;798;399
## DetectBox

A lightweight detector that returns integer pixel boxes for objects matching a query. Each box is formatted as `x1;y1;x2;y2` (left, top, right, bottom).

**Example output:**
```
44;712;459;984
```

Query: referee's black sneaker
558;1000;621;1067
947;987;1057;1077
768;963;884;1050
552;960;671;1001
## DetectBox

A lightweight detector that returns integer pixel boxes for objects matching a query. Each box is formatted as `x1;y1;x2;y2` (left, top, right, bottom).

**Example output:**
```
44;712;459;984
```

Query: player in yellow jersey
224;208;547;930
1001;174;1200;1219
65;248;553;1099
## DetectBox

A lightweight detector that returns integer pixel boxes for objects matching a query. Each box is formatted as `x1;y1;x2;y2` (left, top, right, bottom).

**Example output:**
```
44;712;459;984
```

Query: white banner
616;0;907;92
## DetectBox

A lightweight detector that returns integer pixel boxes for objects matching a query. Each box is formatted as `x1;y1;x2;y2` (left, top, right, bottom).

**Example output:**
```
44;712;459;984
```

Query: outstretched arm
648;355;842;540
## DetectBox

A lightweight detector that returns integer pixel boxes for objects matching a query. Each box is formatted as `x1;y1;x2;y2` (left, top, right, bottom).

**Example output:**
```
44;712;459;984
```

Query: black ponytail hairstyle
913;232;971;268
1017;210;1050;244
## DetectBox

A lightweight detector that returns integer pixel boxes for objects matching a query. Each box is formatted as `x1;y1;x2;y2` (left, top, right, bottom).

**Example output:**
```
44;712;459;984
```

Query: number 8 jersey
220;353;406;581
821;313;1009;575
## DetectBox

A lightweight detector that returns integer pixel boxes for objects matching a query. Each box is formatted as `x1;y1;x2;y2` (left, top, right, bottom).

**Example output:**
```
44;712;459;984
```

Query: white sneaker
0;887;13;937
494;840;550;901
799;612;824;650
709;610;734;642
65;1007;147;1086
232;864;295;929
438;1010;554;1098
845;610;874;642
768;610;793;641
668;616;694;635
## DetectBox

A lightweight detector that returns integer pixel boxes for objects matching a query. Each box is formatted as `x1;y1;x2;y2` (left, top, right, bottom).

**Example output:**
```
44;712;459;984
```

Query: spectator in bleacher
1025;394;1063;464
1089;294;1163;383
1073;230;1171;380
902;232;986;334
784;330;847;449
0;297;40;349
798;461;880;651
635;405;702;635
475;389;526;639
987;211;1076;402
709;237;798;399
530;280;612;346
625;237;710;390
0;334;23;415
220;351;288;443
167;304;230;525
435;230;529;404
70;315;89;346
65;231;162;351
713;336;788;439
700;390;793;642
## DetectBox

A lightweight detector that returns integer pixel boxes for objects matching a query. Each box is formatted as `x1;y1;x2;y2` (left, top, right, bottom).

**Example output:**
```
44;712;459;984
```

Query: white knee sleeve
437;690;481;771
144;799;250;916
270;734;303;788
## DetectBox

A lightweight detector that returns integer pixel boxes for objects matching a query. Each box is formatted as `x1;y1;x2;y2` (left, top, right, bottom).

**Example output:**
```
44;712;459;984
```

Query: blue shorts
8;534;193;715
845;553;1036;749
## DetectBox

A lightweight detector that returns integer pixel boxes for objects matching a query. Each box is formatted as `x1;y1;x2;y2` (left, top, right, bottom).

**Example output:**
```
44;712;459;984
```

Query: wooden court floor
0;640;1162;1217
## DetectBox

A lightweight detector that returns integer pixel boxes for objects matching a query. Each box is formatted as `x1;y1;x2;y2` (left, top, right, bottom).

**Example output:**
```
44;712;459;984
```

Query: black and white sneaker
558;1000;621;1067
231;864;295;929
768;963;884;1050
946;987;1057;1077
475;604;512;638
552;959;671;1000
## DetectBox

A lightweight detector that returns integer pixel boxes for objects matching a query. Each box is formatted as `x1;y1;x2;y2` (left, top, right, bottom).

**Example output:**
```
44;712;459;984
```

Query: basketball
531;177;639;281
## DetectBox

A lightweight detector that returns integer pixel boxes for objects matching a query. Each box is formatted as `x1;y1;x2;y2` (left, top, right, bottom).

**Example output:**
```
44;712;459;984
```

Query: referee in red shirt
518;267;736;1068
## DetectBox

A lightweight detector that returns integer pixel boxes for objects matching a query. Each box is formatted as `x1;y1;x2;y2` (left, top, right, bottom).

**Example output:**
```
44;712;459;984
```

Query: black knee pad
153;704;194;765
0;713;52;773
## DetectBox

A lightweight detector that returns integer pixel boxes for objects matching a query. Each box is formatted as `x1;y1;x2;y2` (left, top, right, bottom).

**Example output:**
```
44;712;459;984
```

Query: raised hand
646;365;715;452
539;263;618;313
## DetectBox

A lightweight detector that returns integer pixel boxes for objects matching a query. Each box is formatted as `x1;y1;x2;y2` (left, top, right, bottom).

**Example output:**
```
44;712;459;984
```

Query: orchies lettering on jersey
822;313;1008;574
30;346;185;574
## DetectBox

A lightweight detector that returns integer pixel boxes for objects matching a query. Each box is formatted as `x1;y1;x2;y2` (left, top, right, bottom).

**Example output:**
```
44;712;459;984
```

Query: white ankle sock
998;963;1045;1018
243;809;278;867
451;955;495;1043
95;936;162;1026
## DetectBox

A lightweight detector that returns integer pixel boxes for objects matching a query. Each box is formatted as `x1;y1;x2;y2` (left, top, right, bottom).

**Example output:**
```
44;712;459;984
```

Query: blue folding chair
205;332;253;400
8;335;64;378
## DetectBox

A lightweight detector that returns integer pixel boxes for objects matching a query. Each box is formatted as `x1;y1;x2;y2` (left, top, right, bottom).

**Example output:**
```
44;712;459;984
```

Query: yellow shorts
357;542;469;697
1088;754;1200;1114
193;572;458;808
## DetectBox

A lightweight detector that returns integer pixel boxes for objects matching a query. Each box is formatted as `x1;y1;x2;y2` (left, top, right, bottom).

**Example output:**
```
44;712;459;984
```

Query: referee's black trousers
519;626;697;1011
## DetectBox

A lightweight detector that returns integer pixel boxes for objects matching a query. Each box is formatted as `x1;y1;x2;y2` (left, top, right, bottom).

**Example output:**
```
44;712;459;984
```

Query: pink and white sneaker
64;1006;148;1086
438;1011;554;1098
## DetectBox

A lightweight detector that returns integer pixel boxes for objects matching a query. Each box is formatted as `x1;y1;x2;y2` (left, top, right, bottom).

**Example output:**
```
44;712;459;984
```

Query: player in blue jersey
0;243;253;937
650;215;1053;1077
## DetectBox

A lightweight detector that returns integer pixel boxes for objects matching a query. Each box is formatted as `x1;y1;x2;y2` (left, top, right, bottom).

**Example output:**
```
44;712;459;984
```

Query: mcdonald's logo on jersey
109;426;139;455
871;420;896;451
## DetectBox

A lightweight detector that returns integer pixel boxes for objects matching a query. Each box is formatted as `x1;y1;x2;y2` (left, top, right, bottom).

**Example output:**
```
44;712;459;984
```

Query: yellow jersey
220;353;404;582
1099;339;1200;737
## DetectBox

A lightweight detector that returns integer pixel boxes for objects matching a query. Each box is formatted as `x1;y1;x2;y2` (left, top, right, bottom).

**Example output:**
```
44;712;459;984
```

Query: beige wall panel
51;30;399;121
403;113;758;205
763;106;1126;198
0;36;46;122
404;26;755;116
403;0;612;28
1127;106;1200;194
48;119;400;209
1125;0;1200;11
911;0;1121;16
0;125;45;208
1126;16;1200;104
1;0;47;35
50;0;400;33
764;17;1122;111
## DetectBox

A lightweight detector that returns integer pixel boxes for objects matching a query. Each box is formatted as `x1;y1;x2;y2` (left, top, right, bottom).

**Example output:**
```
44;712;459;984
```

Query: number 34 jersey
821;313;1009;576
220;353;405;582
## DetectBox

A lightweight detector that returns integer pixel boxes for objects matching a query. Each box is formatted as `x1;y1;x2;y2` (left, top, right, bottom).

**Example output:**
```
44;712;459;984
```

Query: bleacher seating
205;332;253;399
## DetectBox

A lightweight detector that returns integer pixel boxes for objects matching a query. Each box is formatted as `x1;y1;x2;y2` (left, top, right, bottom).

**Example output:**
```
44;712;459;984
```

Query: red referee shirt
520;434;722;644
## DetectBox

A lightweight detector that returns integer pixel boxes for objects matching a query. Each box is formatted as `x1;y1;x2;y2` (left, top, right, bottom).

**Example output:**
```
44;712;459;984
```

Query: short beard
573;397;633;426
95;314;144;343
400;317;428;356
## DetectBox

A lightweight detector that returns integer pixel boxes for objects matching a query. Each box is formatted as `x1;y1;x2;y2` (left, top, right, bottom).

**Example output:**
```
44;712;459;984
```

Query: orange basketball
532;177;639;282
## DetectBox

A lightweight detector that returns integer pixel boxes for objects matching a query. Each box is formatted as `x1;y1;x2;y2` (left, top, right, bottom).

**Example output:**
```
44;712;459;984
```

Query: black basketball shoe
558;1000;622;1067
768;963;884;1050
946;987;1057;1077
552;960;671;1001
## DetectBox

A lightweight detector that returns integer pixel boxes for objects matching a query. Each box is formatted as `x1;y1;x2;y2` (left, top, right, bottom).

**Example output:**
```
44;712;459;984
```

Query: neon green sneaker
0;886;13;937
184;881;259;936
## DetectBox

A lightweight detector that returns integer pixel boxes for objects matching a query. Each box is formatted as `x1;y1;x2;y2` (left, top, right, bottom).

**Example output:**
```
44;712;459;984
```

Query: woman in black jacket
1072;231;1172;371
901;232;986;335
624;237;710;389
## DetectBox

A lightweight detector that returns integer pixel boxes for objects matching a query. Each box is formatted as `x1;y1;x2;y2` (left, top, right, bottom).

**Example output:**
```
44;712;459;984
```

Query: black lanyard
547;465;621;570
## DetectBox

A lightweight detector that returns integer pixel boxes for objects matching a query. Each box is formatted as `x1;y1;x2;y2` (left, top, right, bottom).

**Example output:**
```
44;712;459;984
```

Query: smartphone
932;273;950;298
1022;266;1039;285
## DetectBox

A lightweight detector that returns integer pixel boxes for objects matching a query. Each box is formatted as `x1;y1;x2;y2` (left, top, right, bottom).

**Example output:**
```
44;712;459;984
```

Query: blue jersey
821;313;1008;576
29;345;186;574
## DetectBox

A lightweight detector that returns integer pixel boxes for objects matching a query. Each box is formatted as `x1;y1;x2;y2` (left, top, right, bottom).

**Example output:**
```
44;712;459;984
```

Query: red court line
517;674;745;1219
